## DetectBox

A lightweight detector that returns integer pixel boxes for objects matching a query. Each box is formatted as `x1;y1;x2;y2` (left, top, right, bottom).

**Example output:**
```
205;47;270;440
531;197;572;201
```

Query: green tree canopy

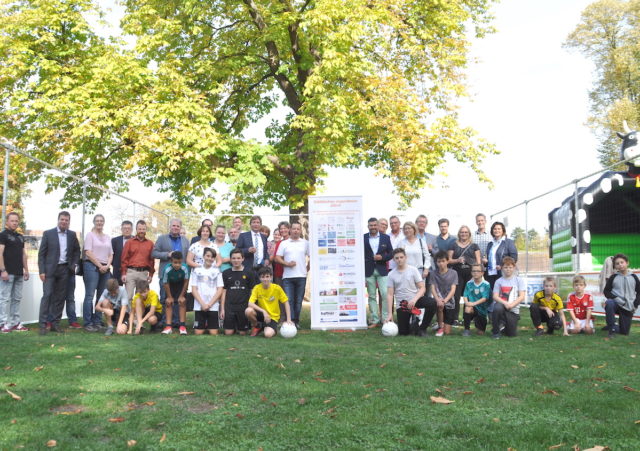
1;0;497;214
565;0;640;169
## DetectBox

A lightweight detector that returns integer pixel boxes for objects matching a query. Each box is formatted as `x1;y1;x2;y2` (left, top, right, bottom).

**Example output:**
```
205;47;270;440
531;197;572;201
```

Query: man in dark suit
111;220;133;286
364;217;392;328
236;215;269;277
38;211;81;334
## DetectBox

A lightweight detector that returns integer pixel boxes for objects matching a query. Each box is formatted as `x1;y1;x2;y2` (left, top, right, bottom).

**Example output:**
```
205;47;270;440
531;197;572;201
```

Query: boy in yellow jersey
530;276;567;336
131;280;162;335
245;266;292;338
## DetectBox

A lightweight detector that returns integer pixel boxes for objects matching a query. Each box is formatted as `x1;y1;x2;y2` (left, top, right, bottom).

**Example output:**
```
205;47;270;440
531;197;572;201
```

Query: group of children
420;252;638;338
95;248;293;338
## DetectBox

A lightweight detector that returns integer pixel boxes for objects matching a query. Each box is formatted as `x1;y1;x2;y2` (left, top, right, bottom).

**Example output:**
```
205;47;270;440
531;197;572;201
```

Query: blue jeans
604;299;633;335
0;275;24;328
82;261;111;326
283;277;306;324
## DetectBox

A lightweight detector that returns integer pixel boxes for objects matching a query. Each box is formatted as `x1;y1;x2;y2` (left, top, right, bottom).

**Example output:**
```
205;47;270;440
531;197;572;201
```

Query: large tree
565;0;640;169
1;0;496;215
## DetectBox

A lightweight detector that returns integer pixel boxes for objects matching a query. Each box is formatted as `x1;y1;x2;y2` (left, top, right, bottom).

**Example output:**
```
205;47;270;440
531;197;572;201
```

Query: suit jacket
38;227;81;277
486;238;518;275
111;235;130;282
236;230;269;269
152;234;190;269
364;233;393;277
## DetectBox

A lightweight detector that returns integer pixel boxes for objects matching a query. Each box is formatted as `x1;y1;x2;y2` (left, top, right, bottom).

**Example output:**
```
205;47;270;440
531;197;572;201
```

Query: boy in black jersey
221;248;258;335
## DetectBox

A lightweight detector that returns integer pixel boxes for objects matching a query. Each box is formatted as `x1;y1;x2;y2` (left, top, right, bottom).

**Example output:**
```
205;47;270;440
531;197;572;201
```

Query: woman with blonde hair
82;214;113;332
448;225;481;323
397;221;429;280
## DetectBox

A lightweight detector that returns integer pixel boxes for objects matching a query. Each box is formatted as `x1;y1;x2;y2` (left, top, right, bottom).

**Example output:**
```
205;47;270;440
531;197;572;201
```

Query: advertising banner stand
309;196;368;330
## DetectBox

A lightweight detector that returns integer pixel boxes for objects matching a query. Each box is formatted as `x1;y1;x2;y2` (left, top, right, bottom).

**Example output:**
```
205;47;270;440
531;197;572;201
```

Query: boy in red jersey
566;275;594;335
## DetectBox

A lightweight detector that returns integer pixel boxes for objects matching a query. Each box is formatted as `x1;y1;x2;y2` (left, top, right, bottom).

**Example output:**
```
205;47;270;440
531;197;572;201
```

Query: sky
22;0;605;237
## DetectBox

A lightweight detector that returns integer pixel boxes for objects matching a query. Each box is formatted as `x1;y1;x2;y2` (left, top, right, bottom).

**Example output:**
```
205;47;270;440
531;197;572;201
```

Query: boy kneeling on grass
429;251;458;336
190;247;224;335
132;280;162;335
530;276;567;337
461;264;492;336
160;251;190;335
95;278;129;336
492;257;525;339
566;275;594;335
245;266;292;338
603;253;640;338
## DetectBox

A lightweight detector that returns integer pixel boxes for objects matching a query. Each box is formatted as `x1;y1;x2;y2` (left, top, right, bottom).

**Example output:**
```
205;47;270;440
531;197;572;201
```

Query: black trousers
529;303;561;333
39;264;71;327
491;302;519;336
463;309;488;331
396;296;436;335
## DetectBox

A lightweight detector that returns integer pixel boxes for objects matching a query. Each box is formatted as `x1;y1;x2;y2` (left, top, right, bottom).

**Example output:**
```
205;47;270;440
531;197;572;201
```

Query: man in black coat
37;211;80;334
111;220;133;286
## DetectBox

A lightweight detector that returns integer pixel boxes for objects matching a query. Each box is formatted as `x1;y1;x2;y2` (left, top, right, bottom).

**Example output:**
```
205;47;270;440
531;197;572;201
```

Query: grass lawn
1;312;640;450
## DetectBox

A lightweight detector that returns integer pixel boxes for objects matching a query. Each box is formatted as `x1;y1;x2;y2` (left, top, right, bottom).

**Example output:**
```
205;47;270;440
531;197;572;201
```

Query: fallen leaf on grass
493;418;500;423
51;405;85;415
235;413;245;419
596;363;607;368
363;394;370;399
635;420;640;424
518;362;527;368
74;355;82;359
398;352;407;357
323;397;335;404
297;398;306;405
7;383;15;387
177;391;195;395
623;386;638;392
379;363;386;368
548;443;565;450
416;372;424;377
108;417;125;423
294;359;301;363
3;366;12;371
228;347;237;351
322;407;336;415
463;391;474;395
127;440;136;447
277;363;285;369
160;433;166;443
435;388;442;394
571;365;579;369
476;378;485;384
34;366;44;372
542;389;559;396
47;440;57;447
6;389;21;400
583;447;609;451
11;419;17;424
260;394;268;402
568;379;576;384
430;396;454;404
631;355;636;358
375;388;387;392
314;378;329;383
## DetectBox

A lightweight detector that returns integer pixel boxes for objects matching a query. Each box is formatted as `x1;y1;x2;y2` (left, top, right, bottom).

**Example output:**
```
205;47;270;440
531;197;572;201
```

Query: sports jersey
161;262;190;285
190;265;224;311
132;290;162;313
493;276;526;315
249;283;288;322
532;291;564;311
99;286;129;310
463;279;492;317
223;267;257;312
566;293;593;320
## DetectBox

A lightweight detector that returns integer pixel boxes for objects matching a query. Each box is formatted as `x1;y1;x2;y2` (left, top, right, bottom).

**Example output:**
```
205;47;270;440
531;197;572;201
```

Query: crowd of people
0;210;637;339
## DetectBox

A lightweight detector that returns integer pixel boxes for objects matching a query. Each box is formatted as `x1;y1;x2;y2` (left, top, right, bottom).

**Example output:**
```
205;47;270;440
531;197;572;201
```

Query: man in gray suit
38;211;81;335
152;218;189;327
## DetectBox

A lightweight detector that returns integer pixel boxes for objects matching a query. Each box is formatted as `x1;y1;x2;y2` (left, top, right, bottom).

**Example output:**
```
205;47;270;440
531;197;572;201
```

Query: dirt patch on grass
50;404;86;415
186;401;220;414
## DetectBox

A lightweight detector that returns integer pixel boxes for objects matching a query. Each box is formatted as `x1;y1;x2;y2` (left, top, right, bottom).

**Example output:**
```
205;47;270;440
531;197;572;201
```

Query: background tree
1;0;497;217
565;0;640;169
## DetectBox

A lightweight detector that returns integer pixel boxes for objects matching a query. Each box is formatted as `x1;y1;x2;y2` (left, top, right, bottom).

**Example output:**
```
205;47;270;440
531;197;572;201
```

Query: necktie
254;233;261;265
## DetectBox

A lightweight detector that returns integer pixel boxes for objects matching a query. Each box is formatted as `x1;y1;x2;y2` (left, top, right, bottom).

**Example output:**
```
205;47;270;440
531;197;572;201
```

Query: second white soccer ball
381;322;398;337
280;323;297;338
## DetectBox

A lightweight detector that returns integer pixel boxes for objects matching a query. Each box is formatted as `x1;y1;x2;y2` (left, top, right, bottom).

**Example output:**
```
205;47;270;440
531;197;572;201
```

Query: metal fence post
573;180;580;273
1;146;9;230
81;183;87;242
524;200;529;276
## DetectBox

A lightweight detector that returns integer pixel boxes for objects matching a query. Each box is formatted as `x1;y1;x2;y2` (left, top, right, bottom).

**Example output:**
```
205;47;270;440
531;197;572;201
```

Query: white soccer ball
280;323;297;338
381;322;399;337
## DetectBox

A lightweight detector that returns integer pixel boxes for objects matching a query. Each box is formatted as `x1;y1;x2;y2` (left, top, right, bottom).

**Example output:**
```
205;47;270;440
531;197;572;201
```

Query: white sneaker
435;328;444;337
161;326;173;334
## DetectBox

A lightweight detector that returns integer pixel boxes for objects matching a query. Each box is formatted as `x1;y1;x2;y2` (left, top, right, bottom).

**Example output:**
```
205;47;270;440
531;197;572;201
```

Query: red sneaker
12;323;28;332
250;326;263;337
68;322;82;329
179;326;187;335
